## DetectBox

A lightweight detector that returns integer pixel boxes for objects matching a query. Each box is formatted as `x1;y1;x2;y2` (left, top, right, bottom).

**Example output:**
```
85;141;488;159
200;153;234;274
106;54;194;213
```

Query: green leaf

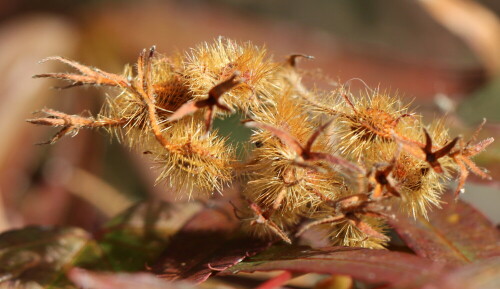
458;77;500;124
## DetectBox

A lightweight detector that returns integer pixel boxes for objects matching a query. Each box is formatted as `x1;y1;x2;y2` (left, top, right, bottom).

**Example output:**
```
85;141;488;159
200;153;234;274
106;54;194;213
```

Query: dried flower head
29;38;494;248
152;117;234;197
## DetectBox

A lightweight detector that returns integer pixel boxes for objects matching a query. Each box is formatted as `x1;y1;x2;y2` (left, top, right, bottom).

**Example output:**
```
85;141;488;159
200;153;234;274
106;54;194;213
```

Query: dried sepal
35;56;130;88
367;161;401;199
132;46;175;150
286;54;314;68
247;201;292;244
27;108;126;144
245;120;364;174
168;72;242;133
450;119;494;197
393;128;460;174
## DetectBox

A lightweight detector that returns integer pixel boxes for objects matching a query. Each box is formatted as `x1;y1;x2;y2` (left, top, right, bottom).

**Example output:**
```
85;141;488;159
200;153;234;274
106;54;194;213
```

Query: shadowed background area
0;0;499;235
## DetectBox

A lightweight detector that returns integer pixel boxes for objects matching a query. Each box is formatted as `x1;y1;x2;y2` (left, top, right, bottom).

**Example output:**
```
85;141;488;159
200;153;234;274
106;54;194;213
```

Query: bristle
184;38;279;112
104;55;193;149
151;117;234;198
326;217;388;249
325;89;416;160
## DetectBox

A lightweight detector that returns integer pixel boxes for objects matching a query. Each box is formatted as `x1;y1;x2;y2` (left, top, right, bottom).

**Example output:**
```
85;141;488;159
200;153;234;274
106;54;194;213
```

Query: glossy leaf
223;245;451;288
388;193;500;265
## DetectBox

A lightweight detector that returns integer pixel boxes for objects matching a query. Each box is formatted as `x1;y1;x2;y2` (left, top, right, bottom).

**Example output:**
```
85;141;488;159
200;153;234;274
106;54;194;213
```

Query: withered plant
29;38;494;249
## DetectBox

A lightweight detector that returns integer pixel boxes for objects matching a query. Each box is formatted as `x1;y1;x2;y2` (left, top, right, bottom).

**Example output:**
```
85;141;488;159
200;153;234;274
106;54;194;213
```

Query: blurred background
0;0;499;234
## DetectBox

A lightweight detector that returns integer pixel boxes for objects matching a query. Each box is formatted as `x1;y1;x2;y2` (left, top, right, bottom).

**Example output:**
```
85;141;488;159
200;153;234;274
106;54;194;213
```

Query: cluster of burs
31;38;493;248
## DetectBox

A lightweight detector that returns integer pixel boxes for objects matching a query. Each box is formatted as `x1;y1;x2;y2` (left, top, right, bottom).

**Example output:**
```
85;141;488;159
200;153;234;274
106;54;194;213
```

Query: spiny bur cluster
29;38;494;249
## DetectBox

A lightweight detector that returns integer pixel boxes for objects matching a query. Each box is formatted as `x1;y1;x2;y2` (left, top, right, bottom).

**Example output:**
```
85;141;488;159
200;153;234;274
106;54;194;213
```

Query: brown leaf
388;193;500;265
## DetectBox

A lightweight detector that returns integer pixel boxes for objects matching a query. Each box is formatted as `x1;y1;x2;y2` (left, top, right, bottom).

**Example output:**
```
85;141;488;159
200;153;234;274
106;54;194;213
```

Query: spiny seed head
324;216;388;249
379;119;454;218
151;117;234;199
104;54;193;149
30;39;494;249
245;90;343;212
184;37;279;112
329;89;415;159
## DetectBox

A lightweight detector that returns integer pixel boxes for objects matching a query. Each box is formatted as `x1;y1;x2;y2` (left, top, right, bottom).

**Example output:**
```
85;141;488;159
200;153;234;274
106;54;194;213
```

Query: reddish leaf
80;200;204;272
223;245;452;288
388;193;500;265
69;268;196;289
152;199;270;283
422;256;500;289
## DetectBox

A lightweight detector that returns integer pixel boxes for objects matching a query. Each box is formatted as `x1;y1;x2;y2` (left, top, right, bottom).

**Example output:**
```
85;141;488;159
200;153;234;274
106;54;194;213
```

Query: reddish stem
255;271;293;289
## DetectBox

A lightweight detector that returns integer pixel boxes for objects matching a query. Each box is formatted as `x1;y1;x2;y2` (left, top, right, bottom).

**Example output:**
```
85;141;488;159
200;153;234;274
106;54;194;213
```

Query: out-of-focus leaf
68;268;196;289
388;193;500;265
314;275;353;289
458;76;500;124
0;16;78;231
0;226;90;288
152;199;270;284
418;0;500;76
223;245;451;288
422;256;500;289
76;200;203;272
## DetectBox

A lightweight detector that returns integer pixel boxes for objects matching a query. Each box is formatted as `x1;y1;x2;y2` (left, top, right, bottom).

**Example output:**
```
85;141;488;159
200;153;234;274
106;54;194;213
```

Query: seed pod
184;37;279;112
324;215;388;249
151;117;234;198
242;90;344;242
103;53;194;149
307;89;415;160
390;119;456;218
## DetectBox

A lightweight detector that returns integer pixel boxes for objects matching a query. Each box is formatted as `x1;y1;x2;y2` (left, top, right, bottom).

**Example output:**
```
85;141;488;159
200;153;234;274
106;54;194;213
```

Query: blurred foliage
459;76;500;123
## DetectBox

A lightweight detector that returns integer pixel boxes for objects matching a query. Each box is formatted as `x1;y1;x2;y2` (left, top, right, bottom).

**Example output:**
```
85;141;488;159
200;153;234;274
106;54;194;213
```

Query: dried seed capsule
151;117;234;198
184;37;279;112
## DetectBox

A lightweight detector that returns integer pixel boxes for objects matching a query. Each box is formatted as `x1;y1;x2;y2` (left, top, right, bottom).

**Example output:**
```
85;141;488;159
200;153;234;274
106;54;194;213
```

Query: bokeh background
1;0;499;234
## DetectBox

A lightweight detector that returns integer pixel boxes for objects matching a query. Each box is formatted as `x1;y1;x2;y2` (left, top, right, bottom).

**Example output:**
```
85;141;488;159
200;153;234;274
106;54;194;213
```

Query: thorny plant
29;38;494;249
